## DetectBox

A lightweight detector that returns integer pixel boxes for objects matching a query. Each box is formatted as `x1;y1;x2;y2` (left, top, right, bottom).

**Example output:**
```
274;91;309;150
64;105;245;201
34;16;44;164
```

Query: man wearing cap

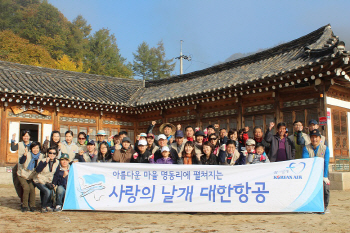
153;134;180;163
94;130;112;150
171;130;186;154
134;133;148;151
146;121;175;145
52;153;70;212
112;137;135;163
302;129;330;213
298;119;327;147
289;121;309;159
146;133;159;154
131;139;153;163
76;140;98;162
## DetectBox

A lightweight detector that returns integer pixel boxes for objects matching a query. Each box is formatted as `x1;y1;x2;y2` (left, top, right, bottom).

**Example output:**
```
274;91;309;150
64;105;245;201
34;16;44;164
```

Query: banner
63;158;324;212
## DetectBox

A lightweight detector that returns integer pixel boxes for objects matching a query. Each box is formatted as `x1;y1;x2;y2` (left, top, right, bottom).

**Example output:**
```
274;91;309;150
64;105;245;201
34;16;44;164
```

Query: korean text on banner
63;158;324;212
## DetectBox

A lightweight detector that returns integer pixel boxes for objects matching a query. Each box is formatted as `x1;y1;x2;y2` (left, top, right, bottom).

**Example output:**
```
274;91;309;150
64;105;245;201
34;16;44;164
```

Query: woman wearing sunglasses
208;133;220;157
76;132;88;156
33;147;60;213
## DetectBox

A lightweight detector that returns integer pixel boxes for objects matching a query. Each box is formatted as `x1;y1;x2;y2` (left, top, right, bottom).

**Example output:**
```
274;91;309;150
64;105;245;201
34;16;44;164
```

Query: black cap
195;131;205;137
87;140;95;146
310;129;321;137
122;137;131;143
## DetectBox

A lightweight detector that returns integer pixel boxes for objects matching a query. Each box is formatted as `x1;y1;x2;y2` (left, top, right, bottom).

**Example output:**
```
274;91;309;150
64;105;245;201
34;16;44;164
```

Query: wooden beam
274;90;282;123
0;103;6;165
237;97;243;129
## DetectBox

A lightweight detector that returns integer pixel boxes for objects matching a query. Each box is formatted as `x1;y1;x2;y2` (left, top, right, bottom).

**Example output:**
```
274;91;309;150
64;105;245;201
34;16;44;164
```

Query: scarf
184;154;193;165
23;141;31;149
27;152;40;170
254;137;263;143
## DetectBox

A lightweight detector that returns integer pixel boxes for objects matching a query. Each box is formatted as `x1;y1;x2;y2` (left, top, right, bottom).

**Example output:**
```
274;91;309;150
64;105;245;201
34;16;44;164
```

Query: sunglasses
48;152;57;155
210;138;217;140
78;138;86;140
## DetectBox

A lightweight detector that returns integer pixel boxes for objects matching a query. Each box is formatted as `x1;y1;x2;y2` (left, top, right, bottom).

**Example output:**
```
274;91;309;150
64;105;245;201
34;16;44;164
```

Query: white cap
140;133;147;137
138;140;147;146
246;139;256;146
158;134;167;140
161;146;170;153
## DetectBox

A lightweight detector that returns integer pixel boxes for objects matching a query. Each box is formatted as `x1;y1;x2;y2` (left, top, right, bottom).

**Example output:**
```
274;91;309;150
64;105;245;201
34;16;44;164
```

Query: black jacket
200;154;218;165
264;129;295;162
52;166;69;189
131;150;152;163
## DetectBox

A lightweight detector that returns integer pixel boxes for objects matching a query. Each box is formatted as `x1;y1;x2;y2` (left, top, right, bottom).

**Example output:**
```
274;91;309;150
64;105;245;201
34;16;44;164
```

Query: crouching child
246;139;270;164
52;153;70;212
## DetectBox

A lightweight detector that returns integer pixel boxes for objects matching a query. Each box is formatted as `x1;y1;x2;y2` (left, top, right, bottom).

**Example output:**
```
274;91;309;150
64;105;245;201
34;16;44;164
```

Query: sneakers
54;205;62;212
29;207;36;212
41;208;48;213
21;207;28;212
324;208;331;214
46;206;54;212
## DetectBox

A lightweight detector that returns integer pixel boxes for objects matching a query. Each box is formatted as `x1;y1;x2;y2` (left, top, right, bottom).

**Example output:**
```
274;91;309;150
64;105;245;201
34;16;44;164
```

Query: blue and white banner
63;158;324;212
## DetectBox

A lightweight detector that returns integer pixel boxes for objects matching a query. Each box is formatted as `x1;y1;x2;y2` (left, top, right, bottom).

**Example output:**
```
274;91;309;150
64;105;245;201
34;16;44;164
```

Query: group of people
11;118;330;213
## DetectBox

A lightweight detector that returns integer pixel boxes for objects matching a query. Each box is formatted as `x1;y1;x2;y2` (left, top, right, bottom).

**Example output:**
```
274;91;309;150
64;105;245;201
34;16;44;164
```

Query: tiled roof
0;61;143;105
0;24;349;108
133;24;348;106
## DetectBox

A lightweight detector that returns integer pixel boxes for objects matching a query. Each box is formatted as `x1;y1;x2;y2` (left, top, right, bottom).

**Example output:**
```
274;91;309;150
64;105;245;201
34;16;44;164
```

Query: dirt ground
0;184;349;233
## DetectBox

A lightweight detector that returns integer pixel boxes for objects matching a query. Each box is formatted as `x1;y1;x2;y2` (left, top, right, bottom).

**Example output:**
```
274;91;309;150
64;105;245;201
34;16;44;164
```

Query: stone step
329;172;350;190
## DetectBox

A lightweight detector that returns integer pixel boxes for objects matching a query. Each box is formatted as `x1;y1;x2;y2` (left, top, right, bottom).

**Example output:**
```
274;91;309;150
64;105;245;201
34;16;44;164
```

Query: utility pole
180;40;183;75
175;40;191;75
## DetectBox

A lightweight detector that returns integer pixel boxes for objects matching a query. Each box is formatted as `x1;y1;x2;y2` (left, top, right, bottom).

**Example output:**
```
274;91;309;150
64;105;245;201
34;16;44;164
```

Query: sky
49;0;350;78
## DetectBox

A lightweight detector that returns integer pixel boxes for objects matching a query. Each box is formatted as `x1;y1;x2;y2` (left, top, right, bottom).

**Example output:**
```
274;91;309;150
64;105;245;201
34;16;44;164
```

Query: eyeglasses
78;138;86;140
48;152;57;155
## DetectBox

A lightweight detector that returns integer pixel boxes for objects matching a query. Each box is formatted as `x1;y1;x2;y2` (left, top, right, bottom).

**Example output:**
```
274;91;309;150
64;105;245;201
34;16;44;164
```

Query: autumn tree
0;30;57;68
55;54;83;72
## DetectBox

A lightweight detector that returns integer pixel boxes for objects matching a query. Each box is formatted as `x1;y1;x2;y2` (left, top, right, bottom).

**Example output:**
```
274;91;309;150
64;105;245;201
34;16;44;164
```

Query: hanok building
0;24;349;167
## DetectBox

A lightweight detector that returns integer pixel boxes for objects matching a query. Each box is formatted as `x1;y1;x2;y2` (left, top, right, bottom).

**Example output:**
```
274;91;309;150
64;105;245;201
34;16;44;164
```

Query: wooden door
332;109;349;158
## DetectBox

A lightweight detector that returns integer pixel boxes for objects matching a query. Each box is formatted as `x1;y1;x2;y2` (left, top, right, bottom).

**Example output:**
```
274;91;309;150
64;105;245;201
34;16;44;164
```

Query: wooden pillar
319;82;328;137
274;90;282;123
195;105;201;128
237;97;243;129
53;109;59;131
0;104;8;165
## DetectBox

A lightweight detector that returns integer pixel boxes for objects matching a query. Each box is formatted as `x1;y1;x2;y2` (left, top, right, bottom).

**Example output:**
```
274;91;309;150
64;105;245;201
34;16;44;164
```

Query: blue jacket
302;145;330;178
52;165;70;189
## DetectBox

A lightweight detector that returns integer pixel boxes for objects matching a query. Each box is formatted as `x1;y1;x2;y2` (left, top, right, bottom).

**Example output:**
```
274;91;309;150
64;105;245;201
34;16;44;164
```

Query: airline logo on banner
63;158;324;212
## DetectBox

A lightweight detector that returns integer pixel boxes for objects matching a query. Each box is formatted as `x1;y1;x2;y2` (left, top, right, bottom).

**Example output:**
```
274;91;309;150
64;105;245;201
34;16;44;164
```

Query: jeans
56;185;66;206
35;183;53;208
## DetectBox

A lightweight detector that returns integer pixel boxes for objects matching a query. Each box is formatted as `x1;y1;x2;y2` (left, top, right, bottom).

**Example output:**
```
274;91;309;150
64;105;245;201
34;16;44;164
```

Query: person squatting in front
52;153;71;212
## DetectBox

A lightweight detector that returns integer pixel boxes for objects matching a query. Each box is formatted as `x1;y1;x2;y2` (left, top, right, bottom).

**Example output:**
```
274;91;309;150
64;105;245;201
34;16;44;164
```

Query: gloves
323;177;330;185
133;153;138;160
148;154;154;160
